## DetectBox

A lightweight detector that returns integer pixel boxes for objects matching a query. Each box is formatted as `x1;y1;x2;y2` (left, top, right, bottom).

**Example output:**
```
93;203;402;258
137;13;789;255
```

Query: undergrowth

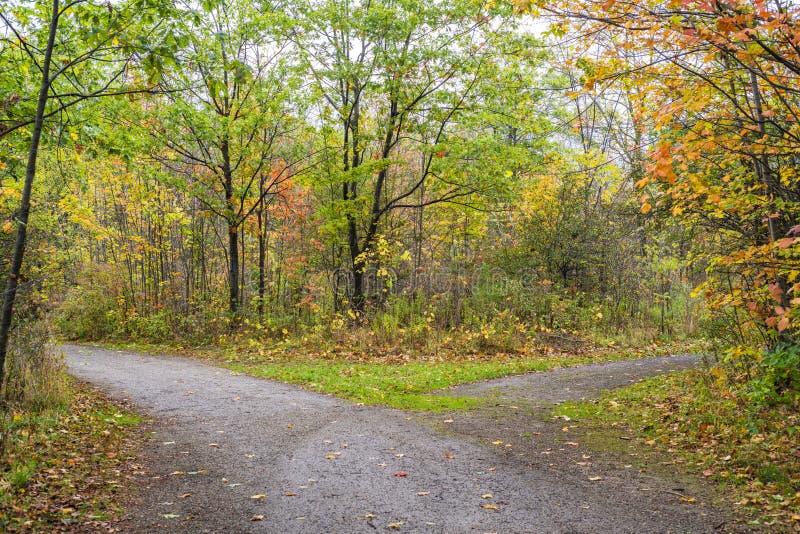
554;369;800;531
0;381;144;532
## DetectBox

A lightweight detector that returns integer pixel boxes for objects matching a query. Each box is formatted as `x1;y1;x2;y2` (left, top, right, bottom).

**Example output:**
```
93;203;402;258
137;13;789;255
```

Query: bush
2;320;68;412
747;342;800;406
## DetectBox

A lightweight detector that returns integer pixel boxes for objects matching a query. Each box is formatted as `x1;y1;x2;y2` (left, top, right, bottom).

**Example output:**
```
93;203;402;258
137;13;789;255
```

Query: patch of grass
224;350;669;411
553;370;800;530
0;381;145;532
92;338;706;412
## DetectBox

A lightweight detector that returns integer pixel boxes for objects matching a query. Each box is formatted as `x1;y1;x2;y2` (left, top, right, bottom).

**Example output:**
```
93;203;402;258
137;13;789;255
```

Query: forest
1;0;799;530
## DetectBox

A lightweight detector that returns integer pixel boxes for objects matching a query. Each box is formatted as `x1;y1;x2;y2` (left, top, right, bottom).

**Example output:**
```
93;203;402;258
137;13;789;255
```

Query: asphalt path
64;345;727;533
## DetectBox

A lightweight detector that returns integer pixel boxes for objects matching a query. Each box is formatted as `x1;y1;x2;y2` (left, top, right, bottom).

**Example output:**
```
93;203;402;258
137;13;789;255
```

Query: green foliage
747;343;800;406
57;271;122;342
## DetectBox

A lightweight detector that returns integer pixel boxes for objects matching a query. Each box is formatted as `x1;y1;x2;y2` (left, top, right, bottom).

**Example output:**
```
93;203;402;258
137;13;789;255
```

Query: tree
293;0;514;313
536;0;800;354
146;0;303;315
0;0;181;394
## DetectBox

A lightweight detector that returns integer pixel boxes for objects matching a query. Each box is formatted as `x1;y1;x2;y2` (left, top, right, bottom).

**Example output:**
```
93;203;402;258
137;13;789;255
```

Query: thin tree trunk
257;201;266;318
0;0;60;393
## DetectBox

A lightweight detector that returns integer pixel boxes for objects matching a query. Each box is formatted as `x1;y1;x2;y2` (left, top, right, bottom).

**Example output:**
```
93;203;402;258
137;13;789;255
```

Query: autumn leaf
393;471;408;477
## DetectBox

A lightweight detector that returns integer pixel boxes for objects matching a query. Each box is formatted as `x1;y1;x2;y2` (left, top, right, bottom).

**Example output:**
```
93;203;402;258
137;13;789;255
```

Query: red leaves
393;471;408;477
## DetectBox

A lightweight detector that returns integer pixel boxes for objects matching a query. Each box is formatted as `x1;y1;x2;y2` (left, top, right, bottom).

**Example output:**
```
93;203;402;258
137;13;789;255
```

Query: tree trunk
221;138;238;315
0;0;59;394
257;204;266;318
228;223;239;314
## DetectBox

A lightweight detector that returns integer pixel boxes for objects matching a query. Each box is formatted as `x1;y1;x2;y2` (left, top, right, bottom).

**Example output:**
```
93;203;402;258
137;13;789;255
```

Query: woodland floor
63;345;742;533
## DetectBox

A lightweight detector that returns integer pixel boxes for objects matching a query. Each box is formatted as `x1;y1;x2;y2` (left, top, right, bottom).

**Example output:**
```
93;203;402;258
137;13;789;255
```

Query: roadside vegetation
555;367;800;530
0;332;143;532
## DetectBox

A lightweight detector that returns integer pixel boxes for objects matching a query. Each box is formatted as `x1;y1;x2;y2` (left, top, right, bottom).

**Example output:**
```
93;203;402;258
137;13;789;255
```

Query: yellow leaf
250;494;266;500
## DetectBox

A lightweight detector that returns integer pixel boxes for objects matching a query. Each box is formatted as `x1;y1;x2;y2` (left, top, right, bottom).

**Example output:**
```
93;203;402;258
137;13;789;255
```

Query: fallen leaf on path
417;491;430;496
444;452;455;459
481;494;493;499
443;419;454;423
285;492;297;497
169;471;186;476
161;514;180;519
680;497;696;503
208;443;220;448
251;515;264;521
388;522;404;529
588;476;603;481
250;494;266;500
702;469;713;477
491;440;503;445
481;504;498;510
179;493;191;499
394;471;408;477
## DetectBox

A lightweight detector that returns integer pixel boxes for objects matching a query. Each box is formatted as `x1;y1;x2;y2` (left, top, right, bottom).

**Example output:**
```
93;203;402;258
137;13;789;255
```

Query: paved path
64;345;727;533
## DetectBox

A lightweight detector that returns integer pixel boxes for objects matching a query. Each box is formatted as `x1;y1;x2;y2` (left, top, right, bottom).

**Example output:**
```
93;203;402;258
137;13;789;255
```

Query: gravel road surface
64;345;728;533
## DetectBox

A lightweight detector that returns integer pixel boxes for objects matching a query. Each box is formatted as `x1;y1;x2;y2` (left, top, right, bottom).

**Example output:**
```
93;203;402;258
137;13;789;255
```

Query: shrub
2;320;68;412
